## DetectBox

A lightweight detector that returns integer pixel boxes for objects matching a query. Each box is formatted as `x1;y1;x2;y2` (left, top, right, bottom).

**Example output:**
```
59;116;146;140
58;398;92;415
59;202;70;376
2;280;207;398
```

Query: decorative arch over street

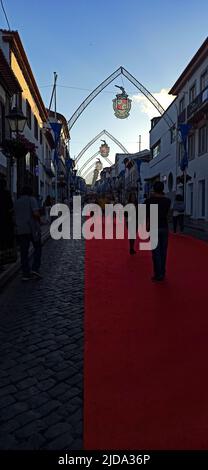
75;129;129;166
78;151;112;176
68;66;174;131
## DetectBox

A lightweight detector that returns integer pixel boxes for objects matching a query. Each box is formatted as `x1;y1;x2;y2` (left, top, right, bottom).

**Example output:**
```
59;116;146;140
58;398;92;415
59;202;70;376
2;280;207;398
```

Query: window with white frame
179;96;185;113
200;69;208;91
188;183;193;216
151;141;161;159
188;133;195;160
25;152;30;171
178;142;185;165
189;83;196;103
170;126;177;143
34;116;38;141
198;126;207;155
198;180;206;217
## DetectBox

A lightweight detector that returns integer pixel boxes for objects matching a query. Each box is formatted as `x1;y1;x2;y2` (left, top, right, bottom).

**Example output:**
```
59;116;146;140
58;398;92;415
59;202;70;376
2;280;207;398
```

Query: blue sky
1;0;208;180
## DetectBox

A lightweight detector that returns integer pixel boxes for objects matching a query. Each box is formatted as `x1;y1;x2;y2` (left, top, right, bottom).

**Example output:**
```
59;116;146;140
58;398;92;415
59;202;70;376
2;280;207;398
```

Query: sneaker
31;270;43;279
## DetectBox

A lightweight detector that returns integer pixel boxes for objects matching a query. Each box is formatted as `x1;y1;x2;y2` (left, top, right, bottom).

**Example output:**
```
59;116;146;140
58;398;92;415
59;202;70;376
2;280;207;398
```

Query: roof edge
2;30;48;121
169;37;208;95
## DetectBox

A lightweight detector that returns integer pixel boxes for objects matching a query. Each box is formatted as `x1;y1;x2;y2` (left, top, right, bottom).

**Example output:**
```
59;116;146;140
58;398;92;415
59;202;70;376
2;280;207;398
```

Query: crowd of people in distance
86;181;185;282
0;176;186;283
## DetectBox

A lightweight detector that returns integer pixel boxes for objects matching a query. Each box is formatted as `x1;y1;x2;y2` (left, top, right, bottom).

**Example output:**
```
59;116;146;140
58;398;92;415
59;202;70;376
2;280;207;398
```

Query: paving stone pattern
0;237;85;450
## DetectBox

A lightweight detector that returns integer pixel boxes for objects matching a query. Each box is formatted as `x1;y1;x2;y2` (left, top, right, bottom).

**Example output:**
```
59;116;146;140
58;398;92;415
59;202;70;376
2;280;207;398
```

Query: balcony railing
187;86;208;119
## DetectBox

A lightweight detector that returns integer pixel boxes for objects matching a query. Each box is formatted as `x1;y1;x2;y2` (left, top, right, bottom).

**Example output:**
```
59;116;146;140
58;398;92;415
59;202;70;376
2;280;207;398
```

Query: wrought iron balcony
187;86;208;121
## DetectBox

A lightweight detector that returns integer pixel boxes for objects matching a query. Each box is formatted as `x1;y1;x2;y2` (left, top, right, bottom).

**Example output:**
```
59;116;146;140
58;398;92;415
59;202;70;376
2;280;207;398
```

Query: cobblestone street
0;238;85;450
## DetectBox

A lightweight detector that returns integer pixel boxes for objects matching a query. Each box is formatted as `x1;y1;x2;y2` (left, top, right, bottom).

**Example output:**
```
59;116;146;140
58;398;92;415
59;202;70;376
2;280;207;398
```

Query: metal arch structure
82;162;99;180
82;155;112;180
78;151;100;175
78;151;112;176
76;129;129;166
68;66;174;131
84;170;94;184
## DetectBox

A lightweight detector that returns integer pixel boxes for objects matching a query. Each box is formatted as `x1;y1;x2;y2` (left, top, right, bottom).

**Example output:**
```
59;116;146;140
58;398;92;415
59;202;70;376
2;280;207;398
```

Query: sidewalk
0;223;50;290
169;216;208;242
184;216;208;233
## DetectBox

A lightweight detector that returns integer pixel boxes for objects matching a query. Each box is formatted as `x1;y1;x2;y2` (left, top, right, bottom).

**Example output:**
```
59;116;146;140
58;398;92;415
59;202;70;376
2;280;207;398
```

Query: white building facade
0;29;57;200
147;37;208;220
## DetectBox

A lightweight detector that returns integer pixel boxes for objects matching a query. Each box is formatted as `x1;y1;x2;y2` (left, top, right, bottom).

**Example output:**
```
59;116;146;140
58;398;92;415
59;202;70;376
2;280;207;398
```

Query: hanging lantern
113;85;132;119
99;140;110;157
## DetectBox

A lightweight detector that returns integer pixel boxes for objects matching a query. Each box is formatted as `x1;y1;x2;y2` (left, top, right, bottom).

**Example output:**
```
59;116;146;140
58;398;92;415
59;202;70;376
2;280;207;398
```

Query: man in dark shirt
146;181;171;281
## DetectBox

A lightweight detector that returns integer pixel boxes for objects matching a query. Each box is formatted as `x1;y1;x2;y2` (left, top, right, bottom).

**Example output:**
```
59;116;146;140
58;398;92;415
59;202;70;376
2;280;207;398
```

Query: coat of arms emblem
99;140;110;157
113;86;132;119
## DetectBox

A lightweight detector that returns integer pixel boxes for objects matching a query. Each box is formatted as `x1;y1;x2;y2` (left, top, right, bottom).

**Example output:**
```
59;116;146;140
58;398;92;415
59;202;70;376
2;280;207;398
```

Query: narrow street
0;1;208;462
1;228;208;451
0;238;84;450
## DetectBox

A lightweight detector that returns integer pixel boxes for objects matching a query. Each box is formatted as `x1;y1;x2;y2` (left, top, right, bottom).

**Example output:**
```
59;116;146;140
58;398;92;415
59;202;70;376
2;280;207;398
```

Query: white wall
146;51;208;219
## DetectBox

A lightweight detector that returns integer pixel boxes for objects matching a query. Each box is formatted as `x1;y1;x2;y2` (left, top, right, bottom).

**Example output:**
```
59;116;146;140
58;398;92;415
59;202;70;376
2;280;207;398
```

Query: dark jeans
18;234;42;275
125;215;138;252
173;214;184;233
152;228;169;279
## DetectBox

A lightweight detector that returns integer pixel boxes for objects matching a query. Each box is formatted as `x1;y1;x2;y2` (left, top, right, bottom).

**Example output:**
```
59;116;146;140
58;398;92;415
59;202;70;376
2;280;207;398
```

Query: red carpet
84;229;208;449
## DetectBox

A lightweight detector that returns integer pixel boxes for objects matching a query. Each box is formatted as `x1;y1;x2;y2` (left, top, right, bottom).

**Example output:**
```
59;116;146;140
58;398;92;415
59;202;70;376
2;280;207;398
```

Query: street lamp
6;106;27;194
6;106;27;134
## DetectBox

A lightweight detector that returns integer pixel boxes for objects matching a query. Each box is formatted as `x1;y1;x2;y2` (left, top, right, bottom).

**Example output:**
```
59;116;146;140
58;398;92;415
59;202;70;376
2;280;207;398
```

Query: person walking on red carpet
146;181;171;281
125;191;138;255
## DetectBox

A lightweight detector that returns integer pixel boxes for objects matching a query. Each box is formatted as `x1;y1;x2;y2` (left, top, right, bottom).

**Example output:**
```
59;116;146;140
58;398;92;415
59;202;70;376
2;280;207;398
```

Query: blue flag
66;158;73;170
50;122;62;147
50;122;62;167
179;124;192;171
179;124;191;141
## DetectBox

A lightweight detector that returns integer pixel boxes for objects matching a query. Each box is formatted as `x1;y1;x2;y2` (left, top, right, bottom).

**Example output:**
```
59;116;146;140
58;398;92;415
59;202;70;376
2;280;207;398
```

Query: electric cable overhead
0;0;11;30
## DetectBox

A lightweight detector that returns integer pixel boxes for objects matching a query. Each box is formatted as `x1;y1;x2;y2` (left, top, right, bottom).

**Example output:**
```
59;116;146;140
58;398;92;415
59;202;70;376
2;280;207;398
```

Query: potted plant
3;135;37;160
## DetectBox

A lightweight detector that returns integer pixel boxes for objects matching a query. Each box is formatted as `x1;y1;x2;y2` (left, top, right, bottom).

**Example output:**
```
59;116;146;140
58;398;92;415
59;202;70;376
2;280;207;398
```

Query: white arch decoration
76;129;129;166
78;151;112;176
82;162;100;180
68;66;174;131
